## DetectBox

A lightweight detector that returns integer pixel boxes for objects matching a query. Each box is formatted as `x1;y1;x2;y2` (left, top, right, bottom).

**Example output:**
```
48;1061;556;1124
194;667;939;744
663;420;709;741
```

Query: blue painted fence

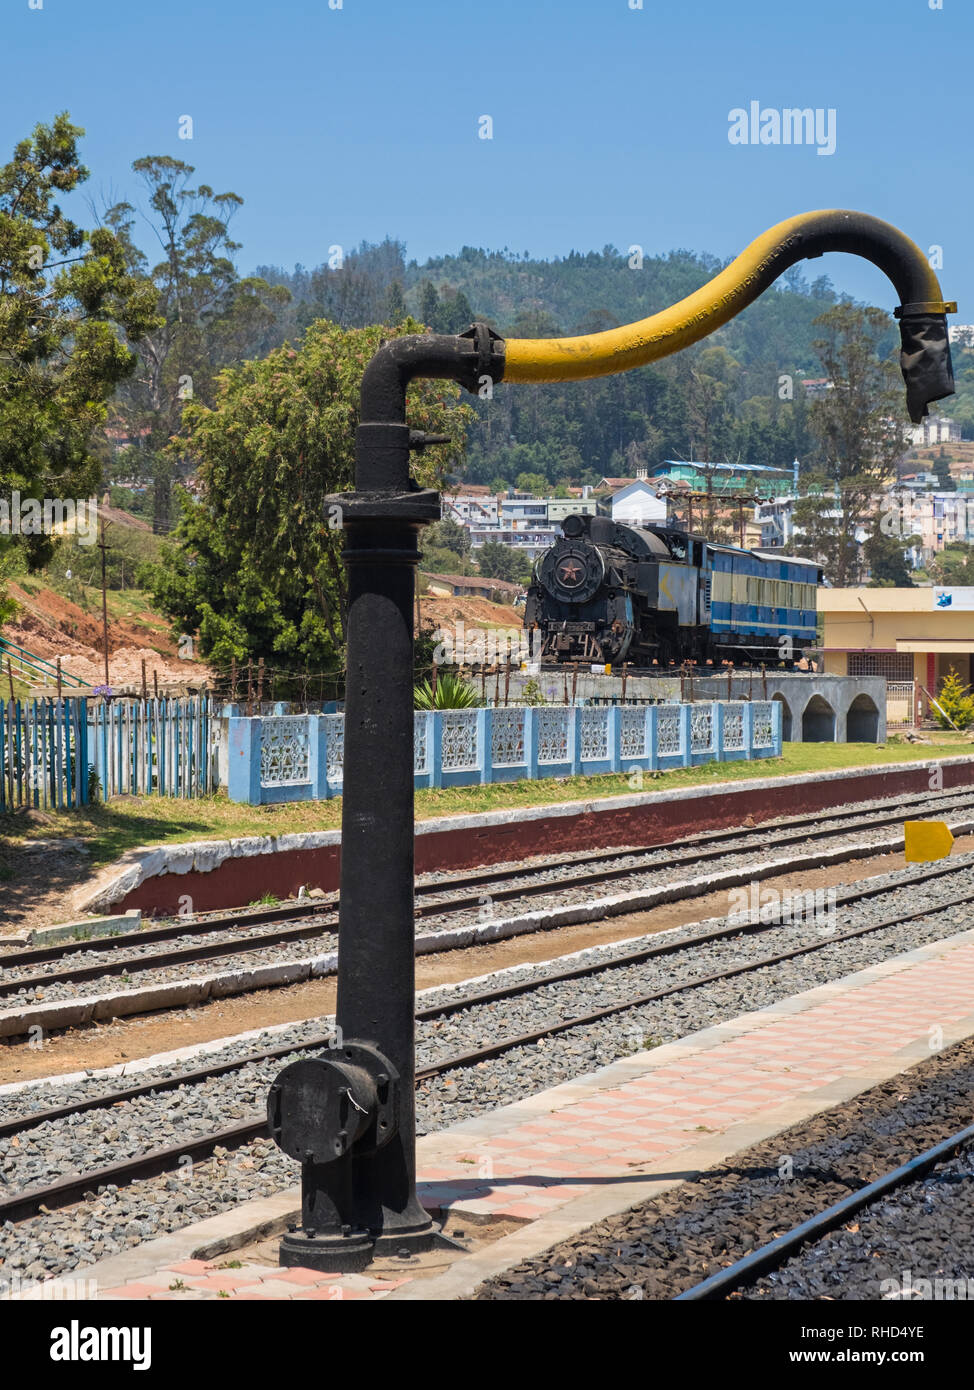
88;696;213;800
229;700;782;805
0;695;213;811
0;697;89;811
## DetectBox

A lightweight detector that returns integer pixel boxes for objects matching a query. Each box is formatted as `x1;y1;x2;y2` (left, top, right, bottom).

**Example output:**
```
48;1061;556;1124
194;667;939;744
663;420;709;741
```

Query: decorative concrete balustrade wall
503;671;887;745
227;700;782;805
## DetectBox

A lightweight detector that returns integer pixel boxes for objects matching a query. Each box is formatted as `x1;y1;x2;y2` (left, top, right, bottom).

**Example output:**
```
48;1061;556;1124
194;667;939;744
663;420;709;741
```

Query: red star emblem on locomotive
558;558;583;585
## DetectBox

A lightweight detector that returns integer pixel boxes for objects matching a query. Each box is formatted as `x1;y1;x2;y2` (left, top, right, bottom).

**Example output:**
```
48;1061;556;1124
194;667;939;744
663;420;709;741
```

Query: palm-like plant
414;672;481;709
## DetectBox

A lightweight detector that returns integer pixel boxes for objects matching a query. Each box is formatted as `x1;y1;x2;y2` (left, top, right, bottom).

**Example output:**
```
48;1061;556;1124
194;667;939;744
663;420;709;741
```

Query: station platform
69;923;974;1302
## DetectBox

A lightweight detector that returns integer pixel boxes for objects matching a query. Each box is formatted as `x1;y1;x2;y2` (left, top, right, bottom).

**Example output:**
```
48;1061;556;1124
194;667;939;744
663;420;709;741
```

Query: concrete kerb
73;755;974;915
0;1014;320;1099
26;911;142;947
4;820;965;1041
67;924;974;1302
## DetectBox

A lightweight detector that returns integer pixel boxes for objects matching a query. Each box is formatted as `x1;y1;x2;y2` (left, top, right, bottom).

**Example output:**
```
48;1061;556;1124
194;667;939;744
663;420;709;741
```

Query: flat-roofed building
546;497;598;524
819;586;974;718
649;460;795;497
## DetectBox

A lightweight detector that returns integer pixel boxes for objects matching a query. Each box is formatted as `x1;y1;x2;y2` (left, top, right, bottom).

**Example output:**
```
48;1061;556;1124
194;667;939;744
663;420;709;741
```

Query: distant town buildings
440;487;599;558
906;416;962;448
648;460;795;497
441;491;499;528
757;497;800;549
439;433;974;579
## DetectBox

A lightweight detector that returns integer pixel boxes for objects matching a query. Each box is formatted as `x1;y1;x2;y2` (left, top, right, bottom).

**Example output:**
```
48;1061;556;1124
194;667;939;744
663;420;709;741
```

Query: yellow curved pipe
503;210;950;384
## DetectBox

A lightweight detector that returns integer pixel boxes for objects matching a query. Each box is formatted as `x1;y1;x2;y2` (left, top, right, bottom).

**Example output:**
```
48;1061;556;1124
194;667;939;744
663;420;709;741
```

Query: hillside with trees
257;239;880;490
3;113;953;677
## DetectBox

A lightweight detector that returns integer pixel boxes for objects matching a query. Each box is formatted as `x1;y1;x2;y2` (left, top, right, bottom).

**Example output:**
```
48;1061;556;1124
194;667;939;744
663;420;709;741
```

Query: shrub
519;678;546;706
414;673;481;709
934;667;974;730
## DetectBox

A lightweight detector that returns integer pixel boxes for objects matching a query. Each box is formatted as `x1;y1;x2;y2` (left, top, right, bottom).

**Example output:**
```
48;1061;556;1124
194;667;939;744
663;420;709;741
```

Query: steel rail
414;854;974;1021
674;1122;974;1301
4;852;970;1145
0;1030;343;1142
3;872;973;1227
413;881;974;1073
4;793;974;999
5;784;972;972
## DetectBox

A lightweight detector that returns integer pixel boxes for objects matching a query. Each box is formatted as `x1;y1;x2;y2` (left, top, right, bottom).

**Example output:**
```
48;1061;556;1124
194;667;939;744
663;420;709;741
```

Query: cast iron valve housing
267;1041;399;1162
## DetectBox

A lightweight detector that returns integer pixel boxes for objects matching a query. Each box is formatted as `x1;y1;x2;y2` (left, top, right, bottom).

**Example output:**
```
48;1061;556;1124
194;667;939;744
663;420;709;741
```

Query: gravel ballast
474;1034;974;1300
3;785;974;1006
2;847;974;1284
742;1144;974;1302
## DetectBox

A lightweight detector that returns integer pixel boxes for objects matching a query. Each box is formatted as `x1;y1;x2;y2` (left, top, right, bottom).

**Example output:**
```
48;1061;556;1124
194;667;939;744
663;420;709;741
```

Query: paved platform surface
75;924;974;1302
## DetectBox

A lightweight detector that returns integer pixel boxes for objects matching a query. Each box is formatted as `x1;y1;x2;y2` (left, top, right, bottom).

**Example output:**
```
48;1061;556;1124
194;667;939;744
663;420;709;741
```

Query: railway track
676;1121;974;1301
3;852;974;1231
473;1017;974;1303
3;785;974;1004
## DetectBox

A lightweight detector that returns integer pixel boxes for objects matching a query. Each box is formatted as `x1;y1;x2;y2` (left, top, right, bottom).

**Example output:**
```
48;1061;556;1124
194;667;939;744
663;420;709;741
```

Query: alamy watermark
880;493;974;541
0;493;98;544
881;1269;974;1300
727;882;837;933
1;1274;98;1301
431;620;543;667
50;1320;151;1370
728;102;837;157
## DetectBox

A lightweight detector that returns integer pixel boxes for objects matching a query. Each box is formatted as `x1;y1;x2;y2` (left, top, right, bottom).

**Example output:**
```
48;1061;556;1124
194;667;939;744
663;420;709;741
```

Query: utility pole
97;509;113;687
677;490;771;546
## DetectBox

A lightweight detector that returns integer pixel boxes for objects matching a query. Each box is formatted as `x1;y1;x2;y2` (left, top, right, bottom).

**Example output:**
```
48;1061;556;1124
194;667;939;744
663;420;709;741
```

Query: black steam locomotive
523;513;820;667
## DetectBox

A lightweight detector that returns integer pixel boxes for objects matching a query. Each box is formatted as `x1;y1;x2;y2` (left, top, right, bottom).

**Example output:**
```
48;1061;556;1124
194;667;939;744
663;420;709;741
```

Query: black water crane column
263;211;955;1275
266;325;504;1272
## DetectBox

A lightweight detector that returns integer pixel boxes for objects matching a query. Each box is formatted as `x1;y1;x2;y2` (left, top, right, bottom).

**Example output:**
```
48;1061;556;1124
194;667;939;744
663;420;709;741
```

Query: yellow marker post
904;821;954;862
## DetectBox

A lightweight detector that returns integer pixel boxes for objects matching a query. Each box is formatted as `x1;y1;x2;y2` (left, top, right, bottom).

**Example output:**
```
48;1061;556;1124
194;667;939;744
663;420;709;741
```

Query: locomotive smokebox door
268;1044;399;1163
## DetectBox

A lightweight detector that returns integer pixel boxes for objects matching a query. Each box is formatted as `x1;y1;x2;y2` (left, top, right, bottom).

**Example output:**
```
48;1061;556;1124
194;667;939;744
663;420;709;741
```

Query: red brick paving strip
93;935;974;1301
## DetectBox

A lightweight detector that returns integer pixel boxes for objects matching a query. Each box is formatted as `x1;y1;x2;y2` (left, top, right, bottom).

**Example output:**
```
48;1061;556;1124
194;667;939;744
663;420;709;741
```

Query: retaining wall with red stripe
83;755;974;918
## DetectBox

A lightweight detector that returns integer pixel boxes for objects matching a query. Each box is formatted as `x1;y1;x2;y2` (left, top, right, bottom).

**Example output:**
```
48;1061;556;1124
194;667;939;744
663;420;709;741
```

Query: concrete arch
802;693;836;743
846;692;880;743
771;692;793;741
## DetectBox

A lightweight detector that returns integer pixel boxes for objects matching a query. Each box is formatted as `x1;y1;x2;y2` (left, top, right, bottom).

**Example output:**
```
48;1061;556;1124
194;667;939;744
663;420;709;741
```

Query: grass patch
0;734;969;870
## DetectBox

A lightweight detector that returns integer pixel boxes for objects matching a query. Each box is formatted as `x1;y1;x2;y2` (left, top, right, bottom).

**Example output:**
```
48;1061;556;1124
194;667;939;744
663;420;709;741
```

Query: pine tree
383;280;406;324
0;113;159;613
418;280;439;332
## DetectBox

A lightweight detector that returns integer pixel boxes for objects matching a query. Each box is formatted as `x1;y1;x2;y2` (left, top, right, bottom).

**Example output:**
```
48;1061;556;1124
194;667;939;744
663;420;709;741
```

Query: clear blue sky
2;0;970;314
